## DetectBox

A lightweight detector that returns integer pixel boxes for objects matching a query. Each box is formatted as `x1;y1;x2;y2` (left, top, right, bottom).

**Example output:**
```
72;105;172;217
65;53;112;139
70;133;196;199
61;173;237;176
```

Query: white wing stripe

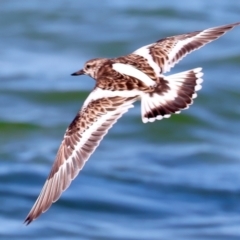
112;63;156;86
83;87;141;107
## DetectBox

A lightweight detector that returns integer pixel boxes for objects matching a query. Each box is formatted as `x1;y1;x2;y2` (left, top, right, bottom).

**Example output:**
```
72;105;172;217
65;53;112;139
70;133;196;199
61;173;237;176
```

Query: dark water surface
1;1;240;239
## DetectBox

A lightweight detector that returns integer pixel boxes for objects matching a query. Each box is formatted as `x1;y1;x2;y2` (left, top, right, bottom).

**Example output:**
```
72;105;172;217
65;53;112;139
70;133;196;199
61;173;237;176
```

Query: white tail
141;68;203;123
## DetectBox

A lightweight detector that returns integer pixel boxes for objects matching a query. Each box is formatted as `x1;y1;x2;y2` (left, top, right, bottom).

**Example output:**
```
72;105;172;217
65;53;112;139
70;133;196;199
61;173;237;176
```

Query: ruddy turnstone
25;22;240;224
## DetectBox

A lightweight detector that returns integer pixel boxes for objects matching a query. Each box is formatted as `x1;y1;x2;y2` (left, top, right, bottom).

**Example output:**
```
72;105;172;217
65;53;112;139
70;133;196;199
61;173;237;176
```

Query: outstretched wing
25;88;138;224
133;22;240;74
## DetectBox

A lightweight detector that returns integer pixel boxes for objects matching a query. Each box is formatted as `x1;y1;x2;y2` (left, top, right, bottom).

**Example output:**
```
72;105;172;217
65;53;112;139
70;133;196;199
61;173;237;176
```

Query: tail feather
141;67;203;123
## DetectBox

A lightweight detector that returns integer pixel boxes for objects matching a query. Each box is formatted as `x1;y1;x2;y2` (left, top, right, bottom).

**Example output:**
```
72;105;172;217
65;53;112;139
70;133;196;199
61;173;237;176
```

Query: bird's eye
86;64;90;69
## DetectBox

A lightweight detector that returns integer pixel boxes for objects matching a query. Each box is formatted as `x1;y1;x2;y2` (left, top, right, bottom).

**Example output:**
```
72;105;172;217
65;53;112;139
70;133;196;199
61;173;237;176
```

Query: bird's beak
71;69;85;76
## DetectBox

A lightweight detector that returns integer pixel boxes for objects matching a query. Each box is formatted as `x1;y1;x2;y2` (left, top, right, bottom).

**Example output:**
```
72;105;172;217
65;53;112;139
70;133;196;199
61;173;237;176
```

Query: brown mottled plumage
97;60;151;91
116;55;158;81
25;22;240;225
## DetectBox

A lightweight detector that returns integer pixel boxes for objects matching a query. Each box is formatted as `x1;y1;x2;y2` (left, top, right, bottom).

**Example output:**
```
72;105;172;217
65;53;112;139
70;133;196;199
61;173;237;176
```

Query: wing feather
133;22;240;74
25;88;138;224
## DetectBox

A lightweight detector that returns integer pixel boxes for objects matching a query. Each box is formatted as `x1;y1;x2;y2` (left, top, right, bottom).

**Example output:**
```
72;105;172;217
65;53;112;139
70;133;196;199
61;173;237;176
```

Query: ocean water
1;1;240;239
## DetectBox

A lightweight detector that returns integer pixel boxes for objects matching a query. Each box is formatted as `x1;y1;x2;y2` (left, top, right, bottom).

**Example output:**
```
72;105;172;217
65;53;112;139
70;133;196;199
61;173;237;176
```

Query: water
1;1;240;239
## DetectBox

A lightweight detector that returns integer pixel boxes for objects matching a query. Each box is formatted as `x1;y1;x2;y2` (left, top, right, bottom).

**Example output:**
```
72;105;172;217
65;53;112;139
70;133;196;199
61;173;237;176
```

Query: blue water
1;1;240;239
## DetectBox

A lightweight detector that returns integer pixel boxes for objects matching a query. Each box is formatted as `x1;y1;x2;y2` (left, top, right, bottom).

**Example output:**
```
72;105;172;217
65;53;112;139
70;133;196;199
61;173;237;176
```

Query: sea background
1;1;240;239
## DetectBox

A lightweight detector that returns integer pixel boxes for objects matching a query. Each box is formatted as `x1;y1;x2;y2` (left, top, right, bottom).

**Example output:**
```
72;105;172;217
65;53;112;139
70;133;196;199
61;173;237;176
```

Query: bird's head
71;58;107;79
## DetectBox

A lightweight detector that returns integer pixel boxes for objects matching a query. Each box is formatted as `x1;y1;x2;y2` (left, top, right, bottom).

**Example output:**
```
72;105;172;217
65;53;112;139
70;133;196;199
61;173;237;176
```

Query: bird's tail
141;68;203;123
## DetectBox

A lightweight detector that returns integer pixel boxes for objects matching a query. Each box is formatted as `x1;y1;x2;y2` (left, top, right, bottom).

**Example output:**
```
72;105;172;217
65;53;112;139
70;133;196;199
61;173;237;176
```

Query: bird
25;22;240;225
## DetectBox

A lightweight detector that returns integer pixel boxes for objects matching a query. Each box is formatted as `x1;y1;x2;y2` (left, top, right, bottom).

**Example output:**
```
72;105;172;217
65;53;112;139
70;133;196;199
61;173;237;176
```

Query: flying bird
25;22;240;224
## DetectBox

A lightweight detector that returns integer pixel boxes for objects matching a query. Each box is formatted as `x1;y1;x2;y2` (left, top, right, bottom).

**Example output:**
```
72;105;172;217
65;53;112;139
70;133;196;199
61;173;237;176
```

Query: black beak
71;69;84;76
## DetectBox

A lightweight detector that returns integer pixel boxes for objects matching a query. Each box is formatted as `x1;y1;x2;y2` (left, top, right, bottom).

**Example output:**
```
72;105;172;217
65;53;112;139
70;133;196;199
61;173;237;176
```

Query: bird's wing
25;87;138;224
133;22;240;74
